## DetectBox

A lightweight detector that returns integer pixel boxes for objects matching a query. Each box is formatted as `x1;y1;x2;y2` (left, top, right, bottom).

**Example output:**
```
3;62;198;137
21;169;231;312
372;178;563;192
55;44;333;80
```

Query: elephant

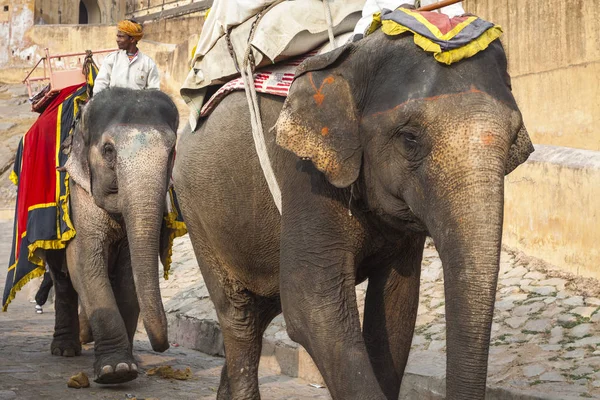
172;29;533;399
46;87;179;384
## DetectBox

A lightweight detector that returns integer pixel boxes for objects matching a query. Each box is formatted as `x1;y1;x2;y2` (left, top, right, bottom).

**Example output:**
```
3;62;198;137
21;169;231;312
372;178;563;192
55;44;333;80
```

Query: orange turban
117;20;144;41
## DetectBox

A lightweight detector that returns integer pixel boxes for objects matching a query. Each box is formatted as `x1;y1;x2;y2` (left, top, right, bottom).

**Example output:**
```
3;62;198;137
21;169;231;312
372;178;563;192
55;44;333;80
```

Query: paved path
0;217;330;399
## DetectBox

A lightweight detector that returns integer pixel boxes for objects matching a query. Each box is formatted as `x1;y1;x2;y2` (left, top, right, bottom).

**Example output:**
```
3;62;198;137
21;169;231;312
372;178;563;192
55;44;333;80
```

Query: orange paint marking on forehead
363;86;484;121
308;72;335;107
480;132;495;146
321;127;329;136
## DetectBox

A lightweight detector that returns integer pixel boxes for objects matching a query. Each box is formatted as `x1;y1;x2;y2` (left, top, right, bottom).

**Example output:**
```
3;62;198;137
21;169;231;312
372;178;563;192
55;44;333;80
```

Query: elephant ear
505;124;534;175
276;44;361;188
64;113;92;194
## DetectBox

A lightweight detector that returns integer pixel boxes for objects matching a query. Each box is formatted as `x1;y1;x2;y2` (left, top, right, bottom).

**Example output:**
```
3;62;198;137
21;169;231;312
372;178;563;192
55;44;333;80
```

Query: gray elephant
173;29;533;399
46;87;178;384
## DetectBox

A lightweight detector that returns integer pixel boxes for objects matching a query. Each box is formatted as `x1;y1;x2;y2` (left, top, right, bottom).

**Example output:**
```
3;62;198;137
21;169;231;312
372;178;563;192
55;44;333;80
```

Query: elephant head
276;31;533;399
65;87;178;352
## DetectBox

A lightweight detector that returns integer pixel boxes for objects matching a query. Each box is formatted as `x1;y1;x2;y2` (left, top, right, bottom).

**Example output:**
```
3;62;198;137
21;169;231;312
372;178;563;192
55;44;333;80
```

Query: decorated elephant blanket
367;8;503;65
2;83;187;311
199;50;319;118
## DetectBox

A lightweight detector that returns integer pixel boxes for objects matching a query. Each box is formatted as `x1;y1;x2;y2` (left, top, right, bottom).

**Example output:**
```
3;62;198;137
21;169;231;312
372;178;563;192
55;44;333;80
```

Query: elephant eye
102;143;116;164
392;126;426;162
402;132;418;146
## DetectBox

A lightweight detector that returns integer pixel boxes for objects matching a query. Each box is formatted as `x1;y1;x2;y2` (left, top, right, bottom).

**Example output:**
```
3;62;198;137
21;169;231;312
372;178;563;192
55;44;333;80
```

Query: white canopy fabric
181;0;364;129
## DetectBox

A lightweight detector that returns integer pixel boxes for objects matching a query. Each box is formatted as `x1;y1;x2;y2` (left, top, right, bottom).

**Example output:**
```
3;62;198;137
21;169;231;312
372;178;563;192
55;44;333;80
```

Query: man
94;19;160;94
34;268;53;314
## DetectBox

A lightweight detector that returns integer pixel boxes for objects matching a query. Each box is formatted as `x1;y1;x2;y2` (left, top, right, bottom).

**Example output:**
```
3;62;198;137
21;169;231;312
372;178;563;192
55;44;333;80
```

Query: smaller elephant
46;87;179;383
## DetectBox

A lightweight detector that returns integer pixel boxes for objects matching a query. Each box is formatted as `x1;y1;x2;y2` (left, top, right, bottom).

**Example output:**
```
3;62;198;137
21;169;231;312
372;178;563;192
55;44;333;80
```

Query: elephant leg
79;307;93;344
362;236;425;400
46;250;81;357
110;240;140;346
197;255;280;400
280;249;385;399
66;222;137;383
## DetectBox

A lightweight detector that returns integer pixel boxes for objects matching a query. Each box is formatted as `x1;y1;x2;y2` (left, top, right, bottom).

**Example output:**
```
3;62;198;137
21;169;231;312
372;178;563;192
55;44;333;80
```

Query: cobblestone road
164;236;600;399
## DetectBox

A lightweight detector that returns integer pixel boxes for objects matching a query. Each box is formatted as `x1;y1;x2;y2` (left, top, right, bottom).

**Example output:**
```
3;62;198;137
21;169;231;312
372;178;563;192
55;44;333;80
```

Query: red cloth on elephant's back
15;85;81;244
3;83;84;311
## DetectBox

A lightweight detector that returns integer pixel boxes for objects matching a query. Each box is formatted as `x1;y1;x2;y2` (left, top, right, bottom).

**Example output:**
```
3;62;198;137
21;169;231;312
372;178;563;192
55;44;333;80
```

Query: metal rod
417;0;463;12
47;48;116;59
22;57;46;83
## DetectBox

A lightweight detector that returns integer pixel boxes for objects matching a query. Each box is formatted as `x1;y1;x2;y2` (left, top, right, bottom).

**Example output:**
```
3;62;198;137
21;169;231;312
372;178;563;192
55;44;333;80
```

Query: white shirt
354;0;465;36
94;50;160;94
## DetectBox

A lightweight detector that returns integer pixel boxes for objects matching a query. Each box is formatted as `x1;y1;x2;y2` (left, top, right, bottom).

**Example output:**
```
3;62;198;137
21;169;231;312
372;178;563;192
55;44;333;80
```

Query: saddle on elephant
193;4;505;121
2;57;186;311
180;0;365;130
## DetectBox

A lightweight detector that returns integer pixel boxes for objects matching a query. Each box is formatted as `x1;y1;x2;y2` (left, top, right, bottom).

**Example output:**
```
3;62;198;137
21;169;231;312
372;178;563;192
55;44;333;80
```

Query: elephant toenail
131;363;138;372
116;363;129;372
52;348;62;356
63;349;75;357
101;365;114;375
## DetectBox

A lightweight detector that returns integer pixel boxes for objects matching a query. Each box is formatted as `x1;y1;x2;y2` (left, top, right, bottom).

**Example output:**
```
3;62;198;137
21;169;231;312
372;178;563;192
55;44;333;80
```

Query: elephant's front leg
109;240;140;346
67;186;137;384
280;220;386;400
362;235;425;400
46;249;81;357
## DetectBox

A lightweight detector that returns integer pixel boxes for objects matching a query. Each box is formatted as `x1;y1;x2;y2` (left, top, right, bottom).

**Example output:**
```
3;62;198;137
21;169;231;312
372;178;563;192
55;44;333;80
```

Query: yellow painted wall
1;0;35;67
463;0;600;151
33;0;124;24
462;0;600;277
504;146;600;278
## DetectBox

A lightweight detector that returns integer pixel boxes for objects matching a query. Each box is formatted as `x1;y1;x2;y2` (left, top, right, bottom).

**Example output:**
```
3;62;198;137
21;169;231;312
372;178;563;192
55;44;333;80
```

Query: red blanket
2;83;85;310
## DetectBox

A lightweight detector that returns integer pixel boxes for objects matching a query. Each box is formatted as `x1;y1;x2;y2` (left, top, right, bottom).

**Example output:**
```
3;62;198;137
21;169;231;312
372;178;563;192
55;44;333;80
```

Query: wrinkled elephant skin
47;88;178;384
174;31;533;400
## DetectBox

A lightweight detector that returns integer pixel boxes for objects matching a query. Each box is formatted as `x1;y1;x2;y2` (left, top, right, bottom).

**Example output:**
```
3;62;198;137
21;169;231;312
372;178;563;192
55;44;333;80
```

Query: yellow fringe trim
3;170;76;311
366;12;382;36
9;170;18;186
2;265;45;311
381;18;503;65
162;203;188;280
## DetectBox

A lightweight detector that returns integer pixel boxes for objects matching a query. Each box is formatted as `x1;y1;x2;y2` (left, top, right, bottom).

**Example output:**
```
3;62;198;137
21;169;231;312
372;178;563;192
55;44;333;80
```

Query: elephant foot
79;311;94;344
94;355;138;384
51;338;82;357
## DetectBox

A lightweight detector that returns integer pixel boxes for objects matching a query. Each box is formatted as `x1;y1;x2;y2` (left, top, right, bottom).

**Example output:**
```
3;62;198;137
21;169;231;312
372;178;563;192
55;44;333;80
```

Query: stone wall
0;0;35;68
34;0;124;25
463;0;600;278
463;0;599;151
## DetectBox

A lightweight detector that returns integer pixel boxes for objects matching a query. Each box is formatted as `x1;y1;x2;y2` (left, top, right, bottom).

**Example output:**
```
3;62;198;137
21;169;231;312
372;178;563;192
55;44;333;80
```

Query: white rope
322;0;336;48
239;63;282;214
236;9;283;214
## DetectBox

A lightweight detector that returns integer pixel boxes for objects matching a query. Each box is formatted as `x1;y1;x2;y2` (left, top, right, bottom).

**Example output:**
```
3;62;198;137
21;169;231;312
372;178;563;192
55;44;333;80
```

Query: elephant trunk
119;147;170;353
424;142;506;399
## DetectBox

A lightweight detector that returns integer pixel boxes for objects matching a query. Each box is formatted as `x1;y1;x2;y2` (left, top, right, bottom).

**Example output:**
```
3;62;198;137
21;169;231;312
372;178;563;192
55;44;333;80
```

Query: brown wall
461;0;600;277
0;0;35;68
463;0;600;151
504;146;600;278
34;0;124;24
142;13;204;44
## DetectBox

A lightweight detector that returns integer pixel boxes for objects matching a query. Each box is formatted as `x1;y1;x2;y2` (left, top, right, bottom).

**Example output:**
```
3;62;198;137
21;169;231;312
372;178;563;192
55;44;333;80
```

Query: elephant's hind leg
47;249;81;357
200;258;280;400
362;236;425;400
